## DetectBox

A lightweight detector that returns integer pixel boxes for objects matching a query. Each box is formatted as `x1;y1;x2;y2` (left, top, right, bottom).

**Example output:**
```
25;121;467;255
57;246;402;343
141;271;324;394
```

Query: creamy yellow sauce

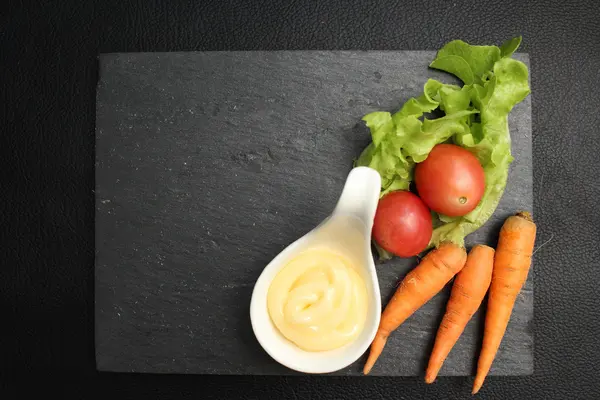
267;247;368;352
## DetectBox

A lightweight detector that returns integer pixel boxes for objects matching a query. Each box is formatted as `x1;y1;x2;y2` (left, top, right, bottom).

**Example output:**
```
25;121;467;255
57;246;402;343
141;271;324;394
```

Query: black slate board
95;51;532;376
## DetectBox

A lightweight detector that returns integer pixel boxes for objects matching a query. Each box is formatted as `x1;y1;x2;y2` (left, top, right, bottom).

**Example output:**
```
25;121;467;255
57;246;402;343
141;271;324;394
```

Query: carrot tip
363;333;388;376
472;377;484;395
516;211;533;222
363;354;376;375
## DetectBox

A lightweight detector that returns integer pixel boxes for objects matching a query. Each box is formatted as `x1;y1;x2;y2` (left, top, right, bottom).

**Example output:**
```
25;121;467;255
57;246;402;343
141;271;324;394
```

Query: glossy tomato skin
372;191;432;258
415;144;485;217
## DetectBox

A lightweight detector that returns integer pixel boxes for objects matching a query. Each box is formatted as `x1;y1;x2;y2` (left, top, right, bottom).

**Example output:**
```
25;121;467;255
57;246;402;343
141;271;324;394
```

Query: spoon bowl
250;167;382;373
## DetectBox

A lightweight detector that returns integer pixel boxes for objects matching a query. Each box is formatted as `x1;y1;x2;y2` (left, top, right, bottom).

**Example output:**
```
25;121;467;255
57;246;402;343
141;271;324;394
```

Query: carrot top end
516;210;533;222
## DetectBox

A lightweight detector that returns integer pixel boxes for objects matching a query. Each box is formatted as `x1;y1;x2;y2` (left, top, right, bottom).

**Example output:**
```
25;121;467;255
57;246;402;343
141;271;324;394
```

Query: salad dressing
267;247;368;352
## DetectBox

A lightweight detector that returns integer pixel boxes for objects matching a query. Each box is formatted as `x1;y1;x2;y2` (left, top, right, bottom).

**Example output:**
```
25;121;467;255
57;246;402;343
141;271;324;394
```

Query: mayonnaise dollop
267;247;368;352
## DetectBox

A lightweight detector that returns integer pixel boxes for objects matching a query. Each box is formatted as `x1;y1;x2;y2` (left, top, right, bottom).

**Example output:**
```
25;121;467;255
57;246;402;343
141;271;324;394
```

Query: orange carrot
363;242;467;375
425;244;495;383
472;212;537;394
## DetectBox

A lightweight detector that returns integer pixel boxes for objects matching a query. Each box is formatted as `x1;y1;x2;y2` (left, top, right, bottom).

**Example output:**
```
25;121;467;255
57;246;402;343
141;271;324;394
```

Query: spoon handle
332;167;381;232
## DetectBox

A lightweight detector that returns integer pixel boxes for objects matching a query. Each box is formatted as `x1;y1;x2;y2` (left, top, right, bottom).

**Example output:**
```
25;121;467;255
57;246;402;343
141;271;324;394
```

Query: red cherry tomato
415;144;485;217
372;191;432;258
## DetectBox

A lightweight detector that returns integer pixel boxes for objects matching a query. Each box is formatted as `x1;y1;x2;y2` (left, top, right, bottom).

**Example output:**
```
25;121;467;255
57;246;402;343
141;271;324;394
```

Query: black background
2;0;599;399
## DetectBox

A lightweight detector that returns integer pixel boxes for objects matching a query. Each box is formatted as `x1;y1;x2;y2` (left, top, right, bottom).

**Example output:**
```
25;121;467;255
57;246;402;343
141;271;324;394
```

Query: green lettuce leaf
500;36;522;58
354;37;530;258
429;40;501;85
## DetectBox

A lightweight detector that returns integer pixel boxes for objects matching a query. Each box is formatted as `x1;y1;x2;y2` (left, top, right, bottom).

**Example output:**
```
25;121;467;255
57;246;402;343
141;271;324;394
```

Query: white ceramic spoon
250;166;382;374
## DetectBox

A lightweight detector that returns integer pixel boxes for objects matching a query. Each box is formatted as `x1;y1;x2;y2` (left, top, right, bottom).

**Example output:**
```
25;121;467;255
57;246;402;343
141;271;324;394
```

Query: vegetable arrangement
357;37;536;394
356;36;531;259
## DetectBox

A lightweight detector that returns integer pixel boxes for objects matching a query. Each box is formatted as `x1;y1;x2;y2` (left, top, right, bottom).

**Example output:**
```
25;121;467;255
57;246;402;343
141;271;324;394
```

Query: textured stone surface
95;51;532;375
